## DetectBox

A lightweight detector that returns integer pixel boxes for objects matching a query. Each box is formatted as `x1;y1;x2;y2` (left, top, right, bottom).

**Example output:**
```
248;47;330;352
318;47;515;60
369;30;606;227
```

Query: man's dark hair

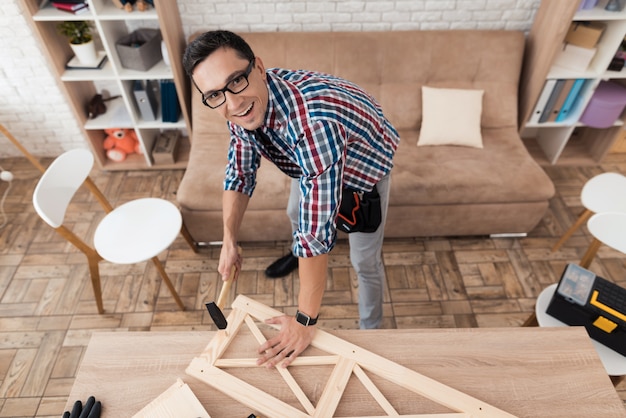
183;30;255;76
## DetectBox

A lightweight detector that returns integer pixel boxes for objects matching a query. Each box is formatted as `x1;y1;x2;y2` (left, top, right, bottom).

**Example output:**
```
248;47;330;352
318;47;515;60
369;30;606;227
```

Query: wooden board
186;295;518;417
65;329;625;417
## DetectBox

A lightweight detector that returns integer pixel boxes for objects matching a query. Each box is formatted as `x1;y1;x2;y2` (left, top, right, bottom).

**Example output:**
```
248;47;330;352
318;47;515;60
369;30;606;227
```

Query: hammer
206;246;242;329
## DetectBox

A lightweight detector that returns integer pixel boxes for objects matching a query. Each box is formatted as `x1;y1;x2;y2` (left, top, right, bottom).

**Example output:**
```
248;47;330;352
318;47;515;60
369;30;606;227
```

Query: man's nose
224;91;244;108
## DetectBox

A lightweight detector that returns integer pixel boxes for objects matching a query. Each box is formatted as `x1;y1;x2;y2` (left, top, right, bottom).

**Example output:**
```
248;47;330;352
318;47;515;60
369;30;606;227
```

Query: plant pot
71;40;97;65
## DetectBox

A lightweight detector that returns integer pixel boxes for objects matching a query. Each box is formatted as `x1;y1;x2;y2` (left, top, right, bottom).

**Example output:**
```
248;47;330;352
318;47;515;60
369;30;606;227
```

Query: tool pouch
336;185;382;233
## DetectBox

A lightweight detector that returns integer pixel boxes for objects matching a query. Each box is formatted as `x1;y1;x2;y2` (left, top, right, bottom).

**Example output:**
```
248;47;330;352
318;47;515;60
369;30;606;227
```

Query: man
183;30;399;368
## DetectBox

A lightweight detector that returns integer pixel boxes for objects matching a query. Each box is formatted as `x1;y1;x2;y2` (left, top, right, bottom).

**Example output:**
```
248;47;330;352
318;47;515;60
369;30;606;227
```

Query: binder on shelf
529;79;557;124
133;80;158;121
539;79;566;123
160;79;180;123
555;79;586;122
547;78;575;122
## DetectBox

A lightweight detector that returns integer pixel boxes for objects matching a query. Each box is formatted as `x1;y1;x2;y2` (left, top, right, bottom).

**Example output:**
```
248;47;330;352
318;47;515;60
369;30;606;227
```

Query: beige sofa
177;30;555;244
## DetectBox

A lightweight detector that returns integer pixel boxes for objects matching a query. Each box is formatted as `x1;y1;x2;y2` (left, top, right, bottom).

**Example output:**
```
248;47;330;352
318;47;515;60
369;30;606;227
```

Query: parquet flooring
1;153;626;417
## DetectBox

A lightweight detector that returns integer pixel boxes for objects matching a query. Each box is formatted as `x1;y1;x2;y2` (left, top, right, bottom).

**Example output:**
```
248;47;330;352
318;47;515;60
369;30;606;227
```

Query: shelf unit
519;0;626;165
19;0;191;171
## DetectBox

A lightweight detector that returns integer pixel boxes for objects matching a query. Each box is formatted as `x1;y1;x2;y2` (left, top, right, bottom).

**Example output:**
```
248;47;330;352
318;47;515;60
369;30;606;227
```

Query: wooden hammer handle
216;246;242;310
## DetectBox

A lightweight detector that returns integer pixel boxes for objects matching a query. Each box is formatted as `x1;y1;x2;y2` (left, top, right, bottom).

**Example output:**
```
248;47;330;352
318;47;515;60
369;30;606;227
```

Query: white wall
0;0;540;158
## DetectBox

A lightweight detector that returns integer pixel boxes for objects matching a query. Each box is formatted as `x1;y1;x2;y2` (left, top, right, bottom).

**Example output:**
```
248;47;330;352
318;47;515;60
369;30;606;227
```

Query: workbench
65;328;626;417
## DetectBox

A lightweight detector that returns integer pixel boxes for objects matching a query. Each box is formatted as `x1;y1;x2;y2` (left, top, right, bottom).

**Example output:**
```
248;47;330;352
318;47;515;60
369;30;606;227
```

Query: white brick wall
0;0;540;158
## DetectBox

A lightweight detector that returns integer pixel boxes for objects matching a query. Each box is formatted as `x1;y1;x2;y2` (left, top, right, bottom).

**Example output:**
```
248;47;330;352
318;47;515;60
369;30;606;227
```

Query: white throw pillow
418;86;484;148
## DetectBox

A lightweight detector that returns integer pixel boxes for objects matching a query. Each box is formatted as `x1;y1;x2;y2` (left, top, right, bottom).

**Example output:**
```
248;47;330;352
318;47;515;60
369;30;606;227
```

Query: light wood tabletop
65;327;626;417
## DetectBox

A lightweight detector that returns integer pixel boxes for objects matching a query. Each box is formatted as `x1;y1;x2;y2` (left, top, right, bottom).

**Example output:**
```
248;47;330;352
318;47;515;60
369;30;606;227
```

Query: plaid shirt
225;68;399;257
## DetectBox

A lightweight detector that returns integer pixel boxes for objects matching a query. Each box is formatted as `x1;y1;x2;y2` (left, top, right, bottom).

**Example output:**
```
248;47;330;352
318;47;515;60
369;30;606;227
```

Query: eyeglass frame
193;58;256;109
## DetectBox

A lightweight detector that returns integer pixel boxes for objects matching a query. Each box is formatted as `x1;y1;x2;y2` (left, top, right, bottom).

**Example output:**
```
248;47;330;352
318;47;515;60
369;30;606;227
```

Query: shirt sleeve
224;122;261;197
292;119;347;258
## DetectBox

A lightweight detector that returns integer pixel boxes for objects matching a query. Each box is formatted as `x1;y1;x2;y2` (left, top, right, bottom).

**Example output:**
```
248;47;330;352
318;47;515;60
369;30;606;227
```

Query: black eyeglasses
199;59;255;109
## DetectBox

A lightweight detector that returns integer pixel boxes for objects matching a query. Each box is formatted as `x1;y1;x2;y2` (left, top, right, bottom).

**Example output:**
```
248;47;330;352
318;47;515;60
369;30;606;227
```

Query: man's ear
255;56;266;79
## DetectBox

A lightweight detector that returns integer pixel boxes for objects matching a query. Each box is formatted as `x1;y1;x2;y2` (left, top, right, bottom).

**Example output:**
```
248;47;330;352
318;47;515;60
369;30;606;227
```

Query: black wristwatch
295;310;318;326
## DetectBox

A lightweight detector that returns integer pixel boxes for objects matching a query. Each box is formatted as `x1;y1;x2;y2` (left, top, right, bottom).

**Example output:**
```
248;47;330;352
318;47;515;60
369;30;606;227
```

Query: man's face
192;47;268;131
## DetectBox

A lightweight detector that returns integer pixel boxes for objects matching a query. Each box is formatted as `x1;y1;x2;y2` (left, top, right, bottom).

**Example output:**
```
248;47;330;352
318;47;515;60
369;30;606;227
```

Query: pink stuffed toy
103;128;142;162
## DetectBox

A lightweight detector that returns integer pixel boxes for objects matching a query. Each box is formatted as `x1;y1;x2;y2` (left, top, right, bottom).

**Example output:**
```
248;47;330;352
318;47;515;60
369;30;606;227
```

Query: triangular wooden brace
186;295;517;418
131;378;211;418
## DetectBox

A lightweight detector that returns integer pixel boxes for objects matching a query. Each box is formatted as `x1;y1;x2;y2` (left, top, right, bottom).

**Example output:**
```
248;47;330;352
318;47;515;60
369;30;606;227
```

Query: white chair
580;211;626;268
552;172;626;252
32;149;185;313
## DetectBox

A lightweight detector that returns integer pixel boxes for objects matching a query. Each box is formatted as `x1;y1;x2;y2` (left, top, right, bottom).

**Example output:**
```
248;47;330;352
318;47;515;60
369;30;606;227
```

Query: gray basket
116;28;162;71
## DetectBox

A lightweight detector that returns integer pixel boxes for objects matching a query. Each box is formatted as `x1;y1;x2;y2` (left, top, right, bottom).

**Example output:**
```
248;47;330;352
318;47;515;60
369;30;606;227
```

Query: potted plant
57;21;97;65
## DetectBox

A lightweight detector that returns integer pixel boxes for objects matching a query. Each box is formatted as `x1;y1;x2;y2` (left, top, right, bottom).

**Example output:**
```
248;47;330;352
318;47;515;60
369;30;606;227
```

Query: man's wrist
295;310;318;326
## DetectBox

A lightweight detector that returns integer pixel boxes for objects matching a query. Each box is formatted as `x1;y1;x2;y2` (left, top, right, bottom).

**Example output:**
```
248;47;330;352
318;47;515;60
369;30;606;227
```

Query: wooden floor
1;153;626;417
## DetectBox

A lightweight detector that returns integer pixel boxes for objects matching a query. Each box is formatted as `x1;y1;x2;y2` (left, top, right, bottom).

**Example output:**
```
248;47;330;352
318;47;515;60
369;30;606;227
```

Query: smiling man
183;30;399;368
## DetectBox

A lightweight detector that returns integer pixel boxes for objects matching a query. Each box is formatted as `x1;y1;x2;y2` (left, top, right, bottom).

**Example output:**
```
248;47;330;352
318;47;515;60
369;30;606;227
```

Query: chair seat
587;211;626;255
94;198;182;264
581;172;626;214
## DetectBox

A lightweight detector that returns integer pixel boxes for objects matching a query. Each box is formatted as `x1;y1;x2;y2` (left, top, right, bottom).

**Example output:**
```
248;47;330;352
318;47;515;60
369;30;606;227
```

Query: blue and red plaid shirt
225;68;400;257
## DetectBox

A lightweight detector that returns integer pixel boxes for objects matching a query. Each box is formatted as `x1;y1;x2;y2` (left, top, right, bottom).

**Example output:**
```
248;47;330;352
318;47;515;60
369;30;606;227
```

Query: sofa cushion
418;86;484;148
391;127;555;206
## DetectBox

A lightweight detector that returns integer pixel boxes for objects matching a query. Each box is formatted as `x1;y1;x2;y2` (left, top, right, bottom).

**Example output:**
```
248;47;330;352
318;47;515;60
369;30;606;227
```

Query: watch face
296;311;316;326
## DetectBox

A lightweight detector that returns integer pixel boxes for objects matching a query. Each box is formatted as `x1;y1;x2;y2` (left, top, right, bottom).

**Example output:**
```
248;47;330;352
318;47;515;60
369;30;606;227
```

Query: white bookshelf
520;0;626;165
20;0;191;170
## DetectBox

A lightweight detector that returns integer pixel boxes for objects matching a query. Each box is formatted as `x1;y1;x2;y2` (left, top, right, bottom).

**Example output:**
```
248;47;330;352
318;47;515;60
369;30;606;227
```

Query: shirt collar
263;70;299;131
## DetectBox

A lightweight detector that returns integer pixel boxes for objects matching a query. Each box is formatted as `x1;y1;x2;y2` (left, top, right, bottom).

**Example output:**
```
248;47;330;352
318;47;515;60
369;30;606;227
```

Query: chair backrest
33;149;94;228
587;211;626;255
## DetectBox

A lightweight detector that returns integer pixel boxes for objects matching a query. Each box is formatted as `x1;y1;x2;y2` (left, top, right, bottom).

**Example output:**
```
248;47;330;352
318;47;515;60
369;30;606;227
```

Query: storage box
152;130;180;164
578;0;598;10
579;80;626;128
547;264;626;357
116;29;162;71
565;22;605;49
552;43;596;72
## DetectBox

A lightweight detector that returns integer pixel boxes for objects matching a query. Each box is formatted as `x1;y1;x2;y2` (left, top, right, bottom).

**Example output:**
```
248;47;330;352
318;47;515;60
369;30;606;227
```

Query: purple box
579;80;626;128
579;0;598;10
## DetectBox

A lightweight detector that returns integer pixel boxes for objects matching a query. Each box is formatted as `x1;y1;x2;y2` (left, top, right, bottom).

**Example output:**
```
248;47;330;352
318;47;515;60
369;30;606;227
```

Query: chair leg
86;254;105;314
151;256;185;311
552;209;593;252
180;221;198;253
522;312;538;327
580;238;602;269
579;238;602;269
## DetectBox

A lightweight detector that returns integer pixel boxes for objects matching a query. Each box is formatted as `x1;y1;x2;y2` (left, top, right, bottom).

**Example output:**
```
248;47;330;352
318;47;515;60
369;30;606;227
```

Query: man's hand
257;315;316;368
218;243;242;281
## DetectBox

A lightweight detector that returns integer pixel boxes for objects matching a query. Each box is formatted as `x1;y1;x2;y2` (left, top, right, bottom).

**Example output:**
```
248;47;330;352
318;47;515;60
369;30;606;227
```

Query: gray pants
286;174;391;329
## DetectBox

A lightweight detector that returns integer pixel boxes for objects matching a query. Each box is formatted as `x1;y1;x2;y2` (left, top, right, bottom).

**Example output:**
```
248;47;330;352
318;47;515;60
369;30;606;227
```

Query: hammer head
206;302;228;330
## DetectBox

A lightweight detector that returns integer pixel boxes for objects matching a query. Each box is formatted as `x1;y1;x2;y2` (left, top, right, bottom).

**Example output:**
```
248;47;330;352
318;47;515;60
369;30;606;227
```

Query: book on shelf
52;1;87;10
49;0;87;4
538;79;566;123
555;79;586;122
65;51;107;70
52;3;89;14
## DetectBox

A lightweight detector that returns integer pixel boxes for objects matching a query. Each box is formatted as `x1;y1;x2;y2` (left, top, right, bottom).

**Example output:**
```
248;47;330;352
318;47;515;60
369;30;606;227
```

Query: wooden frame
186;295;517;418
